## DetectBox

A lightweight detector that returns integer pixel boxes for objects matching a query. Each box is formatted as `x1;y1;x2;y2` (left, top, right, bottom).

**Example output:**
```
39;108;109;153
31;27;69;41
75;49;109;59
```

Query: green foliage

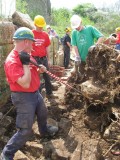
16;1;120;38
73;3;97;18
81;17;94;26
16;0;45;20
89;11;107;23
95;13;120;36
51;8;72;37
16;0;28;13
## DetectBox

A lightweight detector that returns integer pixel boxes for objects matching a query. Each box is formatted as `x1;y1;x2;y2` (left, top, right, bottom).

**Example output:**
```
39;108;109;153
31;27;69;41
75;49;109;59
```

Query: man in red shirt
115;27;120;50
110;27;120;50
1;27;58;160
32;15;53;98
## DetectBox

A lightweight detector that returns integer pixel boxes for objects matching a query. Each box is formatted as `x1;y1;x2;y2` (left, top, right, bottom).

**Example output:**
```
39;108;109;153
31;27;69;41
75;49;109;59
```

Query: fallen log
12;11;35;30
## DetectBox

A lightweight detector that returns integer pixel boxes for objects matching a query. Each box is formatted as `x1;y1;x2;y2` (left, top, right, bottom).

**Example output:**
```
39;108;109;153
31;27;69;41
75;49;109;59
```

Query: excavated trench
0;44;120;160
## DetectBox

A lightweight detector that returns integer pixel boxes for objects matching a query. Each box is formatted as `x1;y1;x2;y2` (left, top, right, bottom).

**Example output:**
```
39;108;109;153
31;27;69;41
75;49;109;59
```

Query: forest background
16;0;120;38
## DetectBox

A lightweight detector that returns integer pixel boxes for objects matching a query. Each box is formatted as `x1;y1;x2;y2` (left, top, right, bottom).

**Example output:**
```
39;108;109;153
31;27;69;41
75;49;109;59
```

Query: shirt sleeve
66;36;71;43
6;63;24;83
91;26;104;39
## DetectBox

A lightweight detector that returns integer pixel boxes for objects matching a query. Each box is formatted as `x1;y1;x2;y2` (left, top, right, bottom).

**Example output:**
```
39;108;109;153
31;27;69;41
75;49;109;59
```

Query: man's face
24;39;34;53
75;26;80;31
75;25;82;31
16;39;33;53
75;22;82;31
47;28;51;32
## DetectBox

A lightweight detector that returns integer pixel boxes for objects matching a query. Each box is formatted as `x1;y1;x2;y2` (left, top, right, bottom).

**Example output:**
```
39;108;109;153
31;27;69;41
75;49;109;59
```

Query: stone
43;139;70;160
82;139;102;160
14;150;30;160
58;118;72;136
25;141;43;158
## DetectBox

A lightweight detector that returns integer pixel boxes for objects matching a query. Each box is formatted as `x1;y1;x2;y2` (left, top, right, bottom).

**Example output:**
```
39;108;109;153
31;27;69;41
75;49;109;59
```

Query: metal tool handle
30;59;81;94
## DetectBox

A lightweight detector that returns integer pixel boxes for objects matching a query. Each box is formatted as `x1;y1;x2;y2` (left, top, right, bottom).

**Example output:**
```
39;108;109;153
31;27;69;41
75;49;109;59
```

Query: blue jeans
34;56;52;95
3;91;47;159
116;44;120;50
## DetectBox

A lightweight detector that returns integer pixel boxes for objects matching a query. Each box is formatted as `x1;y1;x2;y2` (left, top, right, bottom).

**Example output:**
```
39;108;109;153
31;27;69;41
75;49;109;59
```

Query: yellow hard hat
65;27;71;32
115;27;120;32
34;15;46;27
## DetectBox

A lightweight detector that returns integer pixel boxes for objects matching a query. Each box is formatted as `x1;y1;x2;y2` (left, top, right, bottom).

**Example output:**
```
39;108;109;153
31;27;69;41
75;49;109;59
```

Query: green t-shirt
71;25;104;61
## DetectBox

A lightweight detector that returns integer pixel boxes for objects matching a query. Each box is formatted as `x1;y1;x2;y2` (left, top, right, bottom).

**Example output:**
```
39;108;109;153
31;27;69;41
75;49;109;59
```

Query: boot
41;125;58;138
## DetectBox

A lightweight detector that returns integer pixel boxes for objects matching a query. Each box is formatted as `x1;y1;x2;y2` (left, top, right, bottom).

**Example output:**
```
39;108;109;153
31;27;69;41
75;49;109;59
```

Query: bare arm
96;37;105;44
17;65;31;88
66;41;71;48
73;46;80;57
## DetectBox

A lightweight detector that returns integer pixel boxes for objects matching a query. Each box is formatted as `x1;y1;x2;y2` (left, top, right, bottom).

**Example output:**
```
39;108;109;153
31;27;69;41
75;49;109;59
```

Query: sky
50;0;117;9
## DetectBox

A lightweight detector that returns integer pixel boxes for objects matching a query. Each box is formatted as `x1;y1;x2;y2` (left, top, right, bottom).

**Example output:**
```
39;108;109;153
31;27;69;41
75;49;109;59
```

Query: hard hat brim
71;23;80;29
13;37;36;42
34;22;46;28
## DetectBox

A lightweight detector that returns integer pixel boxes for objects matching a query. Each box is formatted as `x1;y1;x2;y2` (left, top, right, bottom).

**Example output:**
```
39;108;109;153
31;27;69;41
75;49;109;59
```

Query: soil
0;44;120;160
0;66;119;160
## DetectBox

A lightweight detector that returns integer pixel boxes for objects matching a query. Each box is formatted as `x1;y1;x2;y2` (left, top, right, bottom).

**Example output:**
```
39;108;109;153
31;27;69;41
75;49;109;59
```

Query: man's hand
19;51;30;65
74;56;81;66
75;56;81;62
39;65;46;73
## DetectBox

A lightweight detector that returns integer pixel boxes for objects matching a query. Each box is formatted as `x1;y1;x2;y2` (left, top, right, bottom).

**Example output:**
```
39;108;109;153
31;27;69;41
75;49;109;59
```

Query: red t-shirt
4;50;40;92
32;30;50;57
116;33;120;44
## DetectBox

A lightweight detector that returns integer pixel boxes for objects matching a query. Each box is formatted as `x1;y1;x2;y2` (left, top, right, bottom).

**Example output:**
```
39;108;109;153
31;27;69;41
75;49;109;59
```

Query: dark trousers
116;44;120;50
63;45;70;68
34;56;52;95
3;91;48;159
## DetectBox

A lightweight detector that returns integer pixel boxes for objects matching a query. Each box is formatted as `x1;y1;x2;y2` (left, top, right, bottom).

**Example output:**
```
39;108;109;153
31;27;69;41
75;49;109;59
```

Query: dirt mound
65;44;120;106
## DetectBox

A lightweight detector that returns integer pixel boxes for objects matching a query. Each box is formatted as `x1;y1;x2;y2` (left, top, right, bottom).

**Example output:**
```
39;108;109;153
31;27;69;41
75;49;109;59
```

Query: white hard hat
46;25;51;29
70;15;82;29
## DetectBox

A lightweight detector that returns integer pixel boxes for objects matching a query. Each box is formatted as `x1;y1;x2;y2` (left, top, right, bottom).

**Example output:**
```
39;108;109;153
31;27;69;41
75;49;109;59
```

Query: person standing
31;15;54;98
114;27;120;50
1;27;58;160
63;27;72;69
110;27;120;50
70;15;104;75
46;25;59;65
46;25;59;39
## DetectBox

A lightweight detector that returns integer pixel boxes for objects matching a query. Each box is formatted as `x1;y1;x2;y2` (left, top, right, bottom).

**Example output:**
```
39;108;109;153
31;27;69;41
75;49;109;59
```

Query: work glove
74;56;81;66
19;51;30;65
